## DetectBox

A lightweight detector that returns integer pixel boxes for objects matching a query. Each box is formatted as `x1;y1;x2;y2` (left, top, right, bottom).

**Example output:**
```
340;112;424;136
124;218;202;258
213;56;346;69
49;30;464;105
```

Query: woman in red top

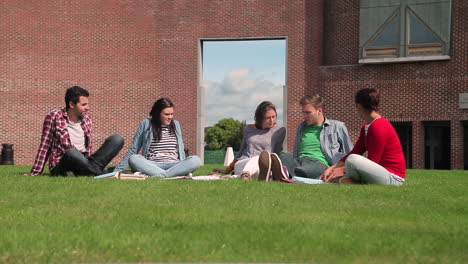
320;88;406;185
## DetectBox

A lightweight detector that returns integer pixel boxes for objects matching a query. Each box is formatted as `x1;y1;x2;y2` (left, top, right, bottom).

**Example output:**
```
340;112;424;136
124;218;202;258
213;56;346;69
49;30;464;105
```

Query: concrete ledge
359;55;451;64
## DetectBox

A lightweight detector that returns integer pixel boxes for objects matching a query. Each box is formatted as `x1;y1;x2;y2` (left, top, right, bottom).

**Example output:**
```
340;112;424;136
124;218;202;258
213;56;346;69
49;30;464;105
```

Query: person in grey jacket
279;94;353;179
114;98;201;177
213;101;286;180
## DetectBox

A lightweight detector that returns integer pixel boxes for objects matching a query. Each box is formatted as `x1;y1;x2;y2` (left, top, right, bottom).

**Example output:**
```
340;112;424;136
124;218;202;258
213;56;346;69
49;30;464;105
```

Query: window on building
392;122;412;169
407;9;445;56
463;122;468;170
359;0;452;63
363;11;400;58
424;121;450;170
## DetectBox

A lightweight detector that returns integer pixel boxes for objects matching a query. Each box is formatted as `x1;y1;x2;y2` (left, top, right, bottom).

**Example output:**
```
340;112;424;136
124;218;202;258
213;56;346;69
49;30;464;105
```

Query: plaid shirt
30;108;93;175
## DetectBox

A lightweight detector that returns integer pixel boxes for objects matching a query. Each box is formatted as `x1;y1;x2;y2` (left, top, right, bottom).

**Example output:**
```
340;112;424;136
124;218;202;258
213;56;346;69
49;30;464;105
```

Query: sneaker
282;165;290;179
329;176;343;184
339;177;359;184
257;150;271;181
270;153;288;181
64;171;75;177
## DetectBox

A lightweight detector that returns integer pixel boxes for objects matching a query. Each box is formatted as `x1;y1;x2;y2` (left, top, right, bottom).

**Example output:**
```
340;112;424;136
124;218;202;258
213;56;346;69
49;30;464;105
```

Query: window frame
359;0;451;64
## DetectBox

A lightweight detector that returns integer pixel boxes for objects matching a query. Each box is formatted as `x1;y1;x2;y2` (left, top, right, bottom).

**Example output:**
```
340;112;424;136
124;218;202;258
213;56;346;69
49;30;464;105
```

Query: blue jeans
279;152;327;179
128;154;201;177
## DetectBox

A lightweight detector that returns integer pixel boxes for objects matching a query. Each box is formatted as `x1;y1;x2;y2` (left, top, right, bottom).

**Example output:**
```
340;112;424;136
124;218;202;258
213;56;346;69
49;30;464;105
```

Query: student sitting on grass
212;101;286;180
26;86;124;176
320;88;406;185
113;97;201;177
262;94;353;181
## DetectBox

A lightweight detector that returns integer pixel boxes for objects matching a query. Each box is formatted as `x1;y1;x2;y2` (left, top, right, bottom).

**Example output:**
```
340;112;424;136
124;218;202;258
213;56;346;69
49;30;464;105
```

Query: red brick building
1;0;466;170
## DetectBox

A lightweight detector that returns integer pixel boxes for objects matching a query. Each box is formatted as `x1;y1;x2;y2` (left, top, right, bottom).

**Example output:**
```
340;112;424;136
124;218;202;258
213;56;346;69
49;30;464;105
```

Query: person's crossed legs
279;152;326;179
51;134;124;176
342;154;403;185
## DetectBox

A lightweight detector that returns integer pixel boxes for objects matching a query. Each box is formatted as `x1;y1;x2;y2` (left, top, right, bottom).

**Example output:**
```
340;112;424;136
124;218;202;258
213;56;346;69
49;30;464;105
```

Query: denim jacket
293;118;353;164
115;118;186;171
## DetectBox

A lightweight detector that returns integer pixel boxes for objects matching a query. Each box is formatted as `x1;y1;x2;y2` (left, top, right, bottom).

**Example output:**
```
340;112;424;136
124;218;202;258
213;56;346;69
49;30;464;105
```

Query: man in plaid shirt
26;86;124;176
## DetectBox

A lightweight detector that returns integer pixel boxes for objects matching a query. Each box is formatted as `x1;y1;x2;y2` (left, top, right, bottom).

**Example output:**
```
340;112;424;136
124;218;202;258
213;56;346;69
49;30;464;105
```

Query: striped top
146;125;179;162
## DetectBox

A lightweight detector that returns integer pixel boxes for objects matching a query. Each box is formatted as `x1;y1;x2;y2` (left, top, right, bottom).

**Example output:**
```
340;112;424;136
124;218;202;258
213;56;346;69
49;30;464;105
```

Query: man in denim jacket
280;94;353;179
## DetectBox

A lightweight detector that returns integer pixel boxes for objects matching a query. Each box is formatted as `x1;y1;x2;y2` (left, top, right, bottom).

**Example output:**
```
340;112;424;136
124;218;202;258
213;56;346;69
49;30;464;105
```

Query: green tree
205;118;245;151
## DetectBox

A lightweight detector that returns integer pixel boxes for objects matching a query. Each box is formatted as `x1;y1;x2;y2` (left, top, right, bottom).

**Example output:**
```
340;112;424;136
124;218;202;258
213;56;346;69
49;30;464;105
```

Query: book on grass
117;172;149;180
280;176;327;184
93;171;149;180
163;175;224;181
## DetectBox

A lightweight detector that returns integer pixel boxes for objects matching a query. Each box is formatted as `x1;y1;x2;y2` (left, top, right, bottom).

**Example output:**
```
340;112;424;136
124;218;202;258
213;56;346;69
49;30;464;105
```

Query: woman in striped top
115;98;201;177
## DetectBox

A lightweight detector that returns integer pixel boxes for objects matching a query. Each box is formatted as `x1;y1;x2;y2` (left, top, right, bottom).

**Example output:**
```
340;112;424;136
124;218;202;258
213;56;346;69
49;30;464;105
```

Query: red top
341;117;406;178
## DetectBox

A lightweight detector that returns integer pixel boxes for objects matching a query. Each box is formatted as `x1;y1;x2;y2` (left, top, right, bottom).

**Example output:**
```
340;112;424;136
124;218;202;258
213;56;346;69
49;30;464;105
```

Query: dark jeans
51;134;124;176
279;152;328;179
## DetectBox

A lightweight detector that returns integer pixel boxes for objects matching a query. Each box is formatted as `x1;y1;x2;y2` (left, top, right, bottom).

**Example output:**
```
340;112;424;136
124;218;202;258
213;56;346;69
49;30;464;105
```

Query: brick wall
321;0;468;169
1;0;465;170
0;0;324;168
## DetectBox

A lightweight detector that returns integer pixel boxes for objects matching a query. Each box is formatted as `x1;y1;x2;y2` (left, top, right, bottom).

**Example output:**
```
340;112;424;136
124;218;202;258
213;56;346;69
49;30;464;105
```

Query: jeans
279;152;327;179
51;134;124;176
344;154;404;186
128;154;201;177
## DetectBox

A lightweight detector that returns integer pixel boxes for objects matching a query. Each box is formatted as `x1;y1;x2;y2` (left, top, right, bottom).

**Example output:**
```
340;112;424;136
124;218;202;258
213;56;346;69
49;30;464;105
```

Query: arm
320;160;345;182
83;114;93;154
212;160;235;174
365;122;387;164
272;127;286;154
29;114;54;175
114;120;146;171
320;126;365;182
339;124;354;154
292;122;304;159
235;126;249;160
343;126;366;160
173;120;186;160
212;125;250;174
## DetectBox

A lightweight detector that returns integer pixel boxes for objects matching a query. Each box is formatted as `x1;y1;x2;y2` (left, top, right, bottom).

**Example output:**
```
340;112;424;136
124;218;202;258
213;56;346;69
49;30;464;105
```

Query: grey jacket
115;118;186;171
293;118;353;164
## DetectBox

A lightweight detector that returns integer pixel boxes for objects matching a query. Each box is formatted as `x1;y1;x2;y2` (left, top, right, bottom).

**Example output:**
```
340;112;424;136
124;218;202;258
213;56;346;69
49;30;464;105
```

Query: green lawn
1;165;467;263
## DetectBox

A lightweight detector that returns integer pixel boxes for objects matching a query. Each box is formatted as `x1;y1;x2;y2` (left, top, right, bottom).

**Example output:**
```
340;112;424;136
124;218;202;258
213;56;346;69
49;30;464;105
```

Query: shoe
257;150;271;181
329;176;342;183
339;177;359;184
64;171;75;177
270;153;288;181
103;166;116;173
282;166;290;179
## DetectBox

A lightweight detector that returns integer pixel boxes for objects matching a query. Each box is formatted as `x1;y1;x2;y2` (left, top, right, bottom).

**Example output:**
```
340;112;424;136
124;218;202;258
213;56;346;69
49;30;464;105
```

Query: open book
281;176;327;184
94;172;229;181
164;175;227;181
117;172;149;180
93;171;149;180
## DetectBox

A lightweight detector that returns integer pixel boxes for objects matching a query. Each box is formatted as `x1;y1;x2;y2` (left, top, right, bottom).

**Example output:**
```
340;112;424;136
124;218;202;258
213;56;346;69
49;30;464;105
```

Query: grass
0;165;467;263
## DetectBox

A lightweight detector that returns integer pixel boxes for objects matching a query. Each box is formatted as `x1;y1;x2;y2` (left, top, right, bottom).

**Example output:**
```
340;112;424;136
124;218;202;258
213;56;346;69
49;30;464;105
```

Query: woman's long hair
149;98;176;142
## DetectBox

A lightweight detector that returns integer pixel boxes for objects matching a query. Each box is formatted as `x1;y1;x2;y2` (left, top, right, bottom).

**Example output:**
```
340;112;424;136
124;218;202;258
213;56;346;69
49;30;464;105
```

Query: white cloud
203;67;284;126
